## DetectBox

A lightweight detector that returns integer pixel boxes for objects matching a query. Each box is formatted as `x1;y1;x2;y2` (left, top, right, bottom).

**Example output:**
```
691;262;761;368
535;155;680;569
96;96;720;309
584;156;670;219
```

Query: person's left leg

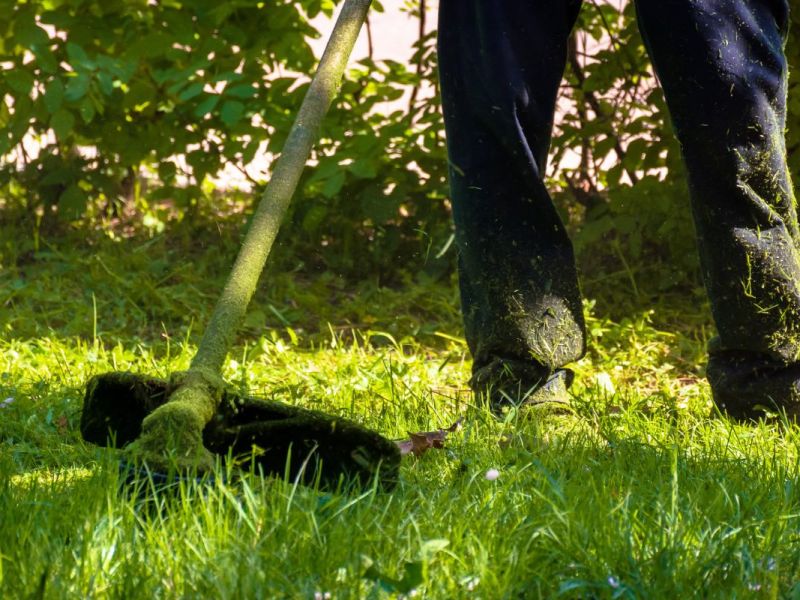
635;0;800;418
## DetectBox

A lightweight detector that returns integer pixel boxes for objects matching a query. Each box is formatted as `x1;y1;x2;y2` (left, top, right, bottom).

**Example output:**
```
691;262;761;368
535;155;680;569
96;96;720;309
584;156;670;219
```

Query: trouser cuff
707;351;800;420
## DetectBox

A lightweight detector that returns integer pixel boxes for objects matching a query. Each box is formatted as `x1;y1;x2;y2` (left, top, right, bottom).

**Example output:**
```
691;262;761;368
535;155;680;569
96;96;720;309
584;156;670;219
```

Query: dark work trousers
438;0;800;417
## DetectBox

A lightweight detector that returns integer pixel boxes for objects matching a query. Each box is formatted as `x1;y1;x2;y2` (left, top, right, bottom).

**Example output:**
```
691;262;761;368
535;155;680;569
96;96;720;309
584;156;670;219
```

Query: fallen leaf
395;417;463;457
55;415;69;434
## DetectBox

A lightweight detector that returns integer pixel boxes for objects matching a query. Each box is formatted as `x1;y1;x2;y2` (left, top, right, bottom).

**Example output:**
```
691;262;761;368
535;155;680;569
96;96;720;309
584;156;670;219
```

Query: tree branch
567;34;639;185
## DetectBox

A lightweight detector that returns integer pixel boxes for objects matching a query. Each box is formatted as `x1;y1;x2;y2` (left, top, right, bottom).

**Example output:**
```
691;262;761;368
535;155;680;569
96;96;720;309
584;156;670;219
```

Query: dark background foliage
2;0;799;298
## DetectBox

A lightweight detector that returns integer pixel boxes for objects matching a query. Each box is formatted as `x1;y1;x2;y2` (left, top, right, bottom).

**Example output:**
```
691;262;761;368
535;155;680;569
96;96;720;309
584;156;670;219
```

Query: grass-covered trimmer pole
80;0;400;485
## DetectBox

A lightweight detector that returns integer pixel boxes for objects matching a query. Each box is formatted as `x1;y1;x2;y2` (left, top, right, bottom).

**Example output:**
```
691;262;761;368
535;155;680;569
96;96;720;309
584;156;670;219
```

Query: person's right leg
636;0;800;418
437;0;586;411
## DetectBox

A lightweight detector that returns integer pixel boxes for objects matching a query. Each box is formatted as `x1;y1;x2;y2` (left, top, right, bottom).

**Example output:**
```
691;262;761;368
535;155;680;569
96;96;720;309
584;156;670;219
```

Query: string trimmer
80;0;401;488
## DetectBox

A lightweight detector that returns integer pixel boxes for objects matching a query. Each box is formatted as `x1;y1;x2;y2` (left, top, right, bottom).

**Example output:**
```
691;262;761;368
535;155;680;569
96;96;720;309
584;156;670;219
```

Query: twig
407;0;426;116
589;0;634;79
227;158;261;187
365;14;374;61
567;35;639;185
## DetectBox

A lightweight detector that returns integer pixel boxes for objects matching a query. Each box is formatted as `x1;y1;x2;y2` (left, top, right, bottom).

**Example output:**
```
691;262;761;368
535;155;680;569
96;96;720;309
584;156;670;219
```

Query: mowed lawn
3;225;800;598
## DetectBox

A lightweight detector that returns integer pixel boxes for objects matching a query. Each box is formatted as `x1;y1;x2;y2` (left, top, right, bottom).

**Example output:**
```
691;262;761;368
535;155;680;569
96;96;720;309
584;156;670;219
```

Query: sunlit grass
4;226;800;597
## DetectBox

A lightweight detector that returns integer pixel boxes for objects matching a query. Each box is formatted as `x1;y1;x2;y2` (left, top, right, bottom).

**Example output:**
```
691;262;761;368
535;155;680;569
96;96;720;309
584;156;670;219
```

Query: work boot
470;359;573;417
707;350;800;422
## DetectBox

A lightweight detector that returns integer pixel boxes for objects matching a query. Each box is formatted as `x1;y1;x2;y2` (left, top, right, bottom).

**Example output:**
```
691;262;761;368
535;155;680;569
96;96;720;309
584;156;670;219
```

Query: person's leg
636;0;800;417
437;0;586;409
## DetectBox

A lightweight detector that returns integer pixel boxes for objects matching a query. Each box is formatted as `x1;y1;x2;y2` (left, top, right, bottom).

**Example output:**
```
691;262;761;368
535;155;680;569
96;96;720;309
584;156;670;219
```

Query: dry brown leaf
396;417;463;457
56;414;69;434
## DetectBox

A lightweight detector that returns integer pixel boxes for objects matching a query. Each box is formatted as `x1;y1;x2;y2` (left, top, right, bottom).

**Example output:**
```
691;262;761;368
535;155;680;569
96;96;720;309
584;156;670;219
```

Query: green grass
3;222;800;598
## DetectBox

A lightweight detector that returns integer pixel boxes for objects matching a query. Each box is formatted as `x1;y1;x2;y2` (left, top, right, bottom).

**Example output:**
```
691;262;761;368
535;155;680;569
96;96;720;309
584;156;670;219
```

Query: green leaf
43;79;65;113
362;561;423;595
306;157;341;184
40;167;74;186
397;562;424;593
58;184;88;220
39;7;71;28
193;94;219;118
127;32;173;59
94;55;137;84
79;97;95;123
66;42;93;69
178;82;204;101
15;22;50;47
123;80;156;109
321;170;345;199
10;103;33;141
347;157;377;179
97;71;114;96
225;83;258;99
301;204;327;233
212;71;244;84
0;102;10;128
158;161;177;182
359;184;397;223
419;538;449;560
50;108;75;139
186;149;219;180
163;11;196;44
593;136;617;161
220;100;244;126
32;45;58;74
64;73;90;102
5;70;35;95
241;140;259;163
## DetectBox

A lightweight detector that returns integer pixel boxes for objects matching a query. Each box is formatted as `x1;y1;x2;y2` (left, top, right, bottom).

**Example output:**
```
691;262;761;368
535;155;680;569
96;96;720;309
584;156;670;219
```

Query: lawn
3;219;800;598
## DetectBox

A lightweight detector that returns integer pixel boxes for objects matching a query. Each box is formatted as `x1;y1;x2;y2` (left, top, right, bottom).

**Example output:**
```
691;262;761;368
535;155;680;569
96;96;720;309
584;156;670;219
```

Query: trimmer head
81;372;401;490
